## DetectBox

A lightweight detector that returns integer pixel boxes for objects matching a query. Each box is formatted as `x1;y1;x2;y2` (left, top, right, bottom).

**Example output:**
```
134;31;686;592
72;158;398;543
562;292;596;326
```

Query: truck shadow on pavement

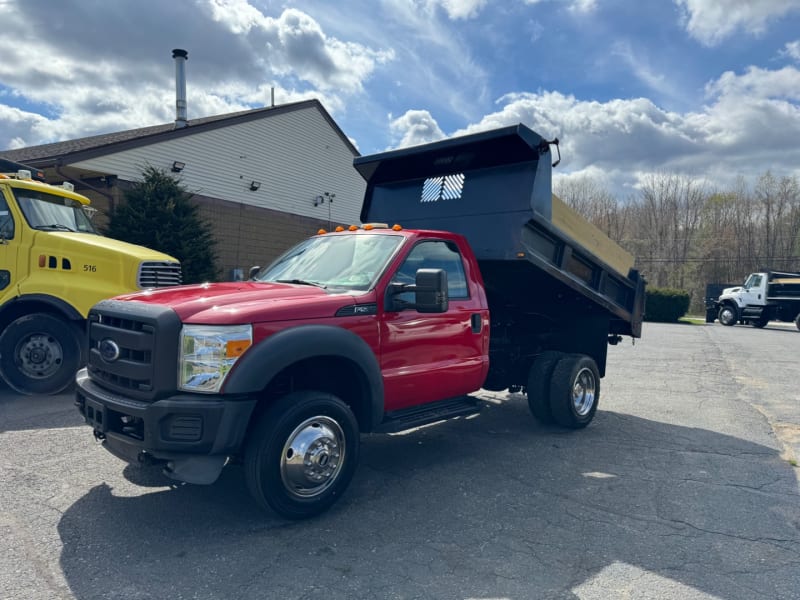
57;395;800;600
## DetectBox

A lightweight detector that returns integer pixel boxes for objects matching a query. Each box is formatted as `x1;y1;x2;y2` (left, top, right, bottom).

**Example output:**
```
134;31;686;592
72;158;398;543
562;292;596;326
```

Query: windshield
13;189;98;233
256;233;404;291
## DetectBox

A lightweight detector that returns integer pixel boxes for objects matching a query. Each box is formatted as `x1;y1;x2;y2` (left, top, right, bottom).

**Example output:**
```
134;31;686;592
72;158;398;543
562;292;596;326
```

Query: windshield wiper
275;279;327;289
35;224;76;232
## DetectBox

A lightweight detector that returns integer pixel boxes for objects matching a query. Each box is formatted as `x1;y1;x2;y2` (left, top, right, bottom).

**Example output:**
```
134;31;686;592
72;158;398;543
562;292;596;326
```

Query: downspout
55;161;116;213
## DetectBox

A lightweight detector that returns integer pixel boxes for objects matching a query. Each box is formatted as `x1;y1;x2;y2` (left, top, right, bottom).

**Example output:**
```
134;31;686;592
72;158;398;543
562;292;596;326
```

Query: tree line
555;171;800;313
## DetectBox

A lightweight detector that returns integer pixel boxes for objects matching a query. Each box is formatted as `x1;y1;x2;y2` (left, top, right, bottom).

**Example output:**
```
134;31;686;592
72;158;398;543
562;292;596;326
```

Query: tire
718;305;738;326
0;313;82;395
795;314;800;331
548;354;600;429
244;390;360;519
751;318;768;328
705;307;717;323
526;351;563;424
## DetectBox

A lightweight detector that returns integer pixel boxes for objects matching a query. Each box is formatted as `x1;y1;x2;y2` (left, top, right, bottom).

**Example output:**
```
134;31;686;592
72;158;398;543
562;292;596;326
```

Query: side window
0;194;14;240
392;240;469;300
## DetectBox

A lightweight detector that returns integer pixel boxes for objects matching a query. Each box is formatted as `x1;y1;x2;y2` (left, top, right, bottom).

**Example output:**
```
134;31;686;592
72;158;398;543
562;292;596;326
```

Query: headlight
179;324;253;393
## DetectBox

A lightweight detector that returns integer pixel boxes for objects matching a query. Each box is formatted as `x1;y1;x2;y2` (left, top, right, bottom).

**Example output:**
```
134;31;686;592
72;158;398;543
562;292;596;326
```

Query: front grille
138;261;182;288
87;299;182;402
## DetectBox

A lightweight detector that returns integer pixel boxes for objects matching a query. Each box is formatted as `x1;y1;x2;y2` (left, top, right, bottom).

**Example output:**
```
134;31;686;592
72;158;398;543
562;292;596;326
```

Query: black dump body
355;124;645;340
767;272;800;300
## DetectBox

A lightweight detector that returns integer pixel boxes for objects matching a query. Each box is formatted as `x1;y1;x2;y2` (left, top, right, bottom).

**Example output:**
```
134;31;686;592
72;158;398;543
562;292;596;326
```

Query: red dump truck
76;124;645;518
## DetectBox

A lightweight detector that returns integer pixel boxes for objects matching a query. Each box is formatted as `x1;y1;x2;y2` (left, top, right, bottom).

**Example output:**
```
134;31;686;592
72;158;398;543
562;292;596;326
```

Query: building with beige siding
0;99;366;281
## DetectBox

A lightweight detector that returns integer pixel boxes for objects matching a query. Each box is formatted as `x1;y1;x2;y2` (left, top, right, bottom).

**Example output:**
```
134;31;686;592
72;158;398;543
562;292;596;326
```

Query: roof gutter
55;161;116;212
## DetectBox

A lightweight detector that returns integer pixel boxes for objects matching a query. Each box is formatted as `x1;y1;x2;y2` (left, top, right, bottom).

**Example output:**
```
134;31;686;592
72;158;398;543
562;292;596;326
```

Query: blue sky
1;0;800;196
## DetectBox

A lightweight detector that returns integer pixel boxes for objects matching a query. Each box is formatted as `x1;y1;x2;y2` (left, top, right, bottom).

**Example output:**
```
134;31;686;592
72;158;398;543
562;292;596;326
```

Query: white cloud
390;64;800;195
204;5;394;94
523;0;598;14
781;40;800;62
0;0;392;148
674;0;800;46
389;109;446;147
426;0;488;19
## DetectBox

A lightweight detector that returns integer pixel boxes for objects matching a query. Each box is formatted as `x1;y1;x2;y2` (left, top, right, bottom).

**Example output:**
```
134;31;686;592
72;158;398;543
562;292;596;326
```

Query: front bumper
75;368;257;483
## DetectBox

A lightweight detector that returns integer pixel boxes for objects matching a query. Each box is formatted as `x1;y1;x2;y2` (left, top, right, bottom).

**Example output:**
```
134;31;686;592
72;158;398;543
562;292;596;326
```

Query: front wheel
718;305;738;326
549;355;600;429
244;391;360;519
0;313;82;395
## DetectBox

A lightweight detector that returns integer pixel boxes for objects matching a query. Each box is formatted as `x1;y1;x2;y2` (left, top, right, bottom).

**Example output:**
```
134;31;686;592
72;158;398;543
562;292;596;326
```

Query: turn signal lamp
226;338;251;358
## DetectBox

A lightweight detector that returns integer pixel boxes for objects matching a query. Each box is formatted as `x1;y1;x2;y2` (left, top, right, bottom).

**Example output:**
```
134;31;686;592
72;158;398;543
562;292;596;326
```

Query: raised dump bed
355;124;645;340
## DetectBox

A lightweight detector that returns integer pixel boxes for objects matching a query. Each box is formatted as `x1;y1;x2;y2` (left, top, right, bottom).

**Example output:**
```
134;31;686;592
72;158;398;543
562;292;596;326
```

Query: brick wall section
193;194;344;281
81;186;343;282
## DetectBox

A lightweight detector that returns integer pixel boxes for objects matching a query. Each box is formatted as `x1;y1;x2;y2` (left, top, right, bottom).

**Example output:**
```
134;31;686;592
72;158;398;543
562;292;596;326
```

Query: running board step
375;396;483;433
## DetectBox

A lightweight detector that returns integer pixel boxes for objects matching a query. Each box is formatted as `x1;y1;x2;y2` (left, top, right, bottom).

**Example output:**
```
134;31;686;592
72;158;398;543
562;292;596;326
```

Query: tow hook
93;430;106;442
608;334;623;345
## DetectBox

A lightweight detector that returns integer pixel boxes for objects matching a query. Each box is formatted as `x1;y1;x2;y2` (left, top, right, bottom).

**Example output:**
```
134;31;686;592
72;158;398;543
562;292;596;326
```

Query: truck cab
0;163;182;394
716;271;800;329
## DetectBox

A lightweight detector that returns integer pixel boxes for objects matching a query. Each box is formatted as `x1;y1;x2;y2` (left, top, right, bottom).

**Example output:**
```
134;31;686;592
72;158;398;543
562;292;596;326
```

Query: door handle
470;313;481;333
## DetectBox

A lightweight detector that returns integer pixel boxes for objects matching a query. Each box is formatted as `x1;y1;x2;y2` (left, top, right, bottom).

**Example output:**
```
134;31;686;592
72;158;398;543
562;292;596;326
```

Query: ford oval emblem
99;338;121;362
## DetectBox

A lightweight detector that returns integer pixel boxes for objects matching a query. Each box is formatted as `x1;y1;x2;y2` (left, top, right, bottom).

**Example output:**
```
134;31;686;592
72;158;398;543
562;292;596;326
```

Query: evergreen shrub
644;288;691;322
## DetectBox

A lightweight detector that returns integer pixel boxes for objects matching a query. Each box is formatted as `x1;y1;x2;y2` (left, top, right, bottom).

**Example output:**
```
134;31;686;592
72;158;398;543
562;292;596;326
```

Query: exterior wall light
171;161;186;173
250;181;261;191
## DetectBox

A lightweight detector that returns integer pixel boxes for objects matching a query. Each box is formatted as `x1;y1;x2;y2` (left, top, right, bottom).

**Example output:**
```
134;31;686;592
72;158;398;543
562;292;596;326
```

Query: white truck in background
713;271;800;329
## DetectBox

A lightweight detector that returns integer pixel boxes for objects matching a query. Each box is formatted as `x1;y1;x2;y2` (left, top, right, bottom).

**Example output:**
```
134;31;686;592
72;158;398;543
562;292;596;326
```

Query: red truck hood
114;281;361;323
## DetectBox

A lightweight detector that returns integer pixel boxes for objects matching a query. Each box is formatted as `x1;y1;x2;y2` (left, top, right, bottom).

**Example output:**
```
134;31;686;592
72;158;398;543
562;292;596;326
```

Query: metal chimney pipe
172;49;188;129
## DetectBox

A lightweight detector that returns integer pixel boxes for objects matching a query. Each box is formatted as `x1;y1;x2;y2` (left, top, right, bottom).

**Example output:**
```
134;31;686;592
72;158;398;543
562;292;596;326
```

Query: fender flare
223;325;384;429
0;294;84;323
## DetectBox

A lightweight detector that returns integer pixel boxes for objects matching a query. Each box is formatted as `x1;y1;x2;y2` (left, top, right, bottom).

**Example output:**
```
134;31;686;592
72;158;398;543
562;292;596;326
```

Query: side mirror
248;265;261;280
386;268;448;313
414;268;448;313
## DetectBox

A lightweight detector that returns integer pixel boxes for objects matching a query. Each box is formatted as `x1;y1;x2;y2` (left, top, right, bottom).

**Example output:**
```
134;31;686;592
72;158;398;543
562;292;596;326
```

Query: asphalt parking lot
1;321;799;600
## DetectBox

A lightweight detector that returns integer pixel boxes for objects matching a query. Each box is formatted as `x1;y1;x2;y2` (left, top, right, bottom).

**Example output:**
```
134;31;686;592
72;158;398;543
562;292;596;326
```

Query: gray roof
0;99;358;165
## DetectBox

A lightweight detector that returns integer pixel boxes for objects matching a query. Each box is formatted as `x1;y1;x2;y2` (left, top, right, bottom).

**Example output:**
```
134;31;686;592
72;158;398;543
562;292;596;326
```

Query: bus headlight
179;324;252;393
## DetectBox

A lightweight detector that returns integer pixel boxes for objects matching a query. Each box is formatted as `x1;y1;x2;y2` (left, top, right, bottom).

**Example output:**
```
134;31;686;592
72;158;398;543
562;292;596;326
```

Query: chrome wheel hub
281;416;345;499
572;367;596;416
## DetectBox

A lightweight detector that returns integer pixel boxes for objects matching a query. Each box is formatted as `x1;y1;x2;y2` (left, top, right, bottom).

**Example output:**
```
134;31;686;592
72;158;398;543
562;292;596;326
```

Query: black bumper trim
76;368;257;460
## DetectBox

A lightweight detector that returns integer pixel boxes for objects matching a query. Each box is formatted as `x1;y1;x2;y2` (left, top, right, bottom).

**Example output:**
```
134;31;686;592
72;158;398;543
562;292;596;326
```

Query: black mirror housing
413;268;448;313
386;268;449;313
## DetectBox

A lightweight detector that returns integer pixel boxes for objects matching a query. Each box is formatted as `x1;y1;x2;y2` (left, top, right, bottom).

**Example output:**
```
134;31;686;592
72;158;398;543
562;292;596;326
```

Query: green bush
104;166;219;283
644;288;691;323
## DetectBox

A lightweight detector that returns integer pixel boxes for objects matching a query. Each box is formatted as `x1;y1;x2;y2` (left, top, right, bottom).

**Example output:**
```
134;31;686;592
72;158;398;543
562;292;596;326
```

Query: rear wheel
549;355;600;429
718;305;738;326
244;390;360;519
751;317;768;328
526;351;563;424
0;313;82;395
795;314;800;331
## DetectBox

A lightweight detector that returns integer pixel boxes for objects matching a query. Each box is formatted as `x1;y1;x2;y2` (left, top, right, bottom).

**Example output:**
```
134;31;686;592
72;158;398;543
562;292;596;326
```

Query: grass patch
679;316;707;325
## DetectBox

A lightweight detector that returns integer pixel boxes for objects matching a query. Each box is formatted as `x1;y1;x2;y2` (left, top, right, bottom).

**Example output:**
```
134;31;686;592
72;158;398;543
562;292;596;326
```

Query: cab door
0;189;19;305
379;239;489;411
741;273;765;306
